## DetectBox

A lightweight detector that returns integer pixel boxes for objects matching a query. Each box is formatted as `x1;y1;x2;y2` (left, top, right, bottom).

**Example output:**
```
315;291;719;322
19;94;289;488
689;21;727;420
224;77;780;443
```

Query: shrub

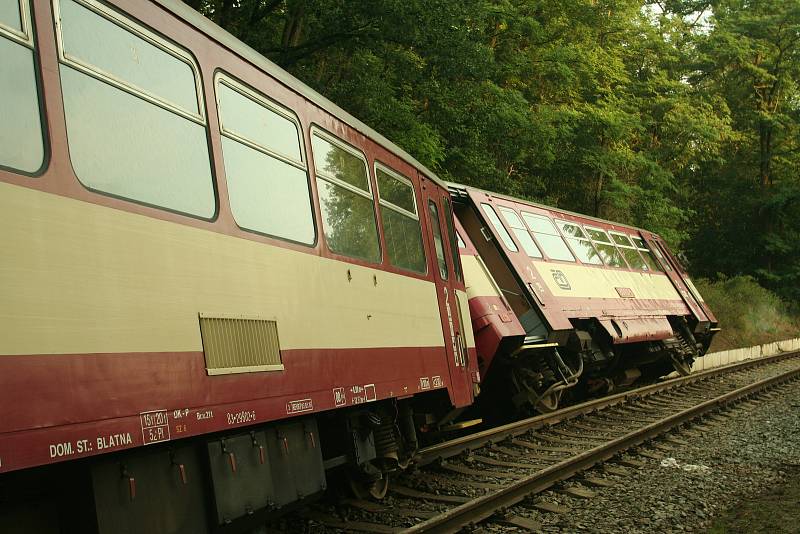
694;275;800;352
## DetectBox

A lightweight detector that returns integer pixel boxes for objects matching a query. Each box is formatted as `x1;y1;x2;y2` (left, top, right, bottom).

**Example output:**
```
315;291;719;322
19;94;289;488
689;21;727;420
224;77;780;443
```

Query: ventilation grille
199;314;284;375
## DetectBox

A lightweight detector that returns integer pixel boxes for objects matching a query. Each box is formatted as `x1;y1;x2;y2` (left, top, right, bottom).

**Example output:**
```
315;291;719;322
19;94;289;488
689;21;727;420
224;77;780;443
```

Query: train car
450;184;718;416
0;0;480;531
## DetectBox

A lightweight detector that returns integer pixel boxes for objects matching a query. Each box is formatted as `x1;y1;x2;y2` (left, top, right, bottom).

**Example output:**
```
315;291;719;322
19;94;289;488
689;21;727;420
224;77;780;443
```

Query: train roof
447;182;656;237
155;0;449;191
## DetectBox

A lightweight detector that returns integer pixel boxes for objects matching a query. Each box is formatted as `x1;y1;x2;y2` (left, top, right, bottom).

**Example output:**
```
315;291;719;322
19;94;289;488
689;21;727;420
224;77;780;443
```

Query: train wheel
535;390;562;413
669;354;693;376
348;472;389;500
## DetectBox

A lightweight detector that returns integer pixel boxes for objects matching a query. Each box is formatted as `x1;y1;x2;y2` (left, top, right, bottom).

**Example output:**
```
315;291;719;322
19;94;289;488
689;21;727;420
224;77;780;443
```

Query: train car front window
376;166;426;273
56;0;215;218
521;212;575;262
312;131;380;263
0;0;44;174
216;75;314;244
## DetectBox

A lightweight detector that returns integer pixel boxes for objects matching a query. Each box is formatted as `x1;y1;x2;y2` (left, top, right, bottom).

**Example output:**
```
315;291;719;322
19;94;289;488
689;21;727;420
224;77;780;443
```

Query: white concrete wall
693;337;800;372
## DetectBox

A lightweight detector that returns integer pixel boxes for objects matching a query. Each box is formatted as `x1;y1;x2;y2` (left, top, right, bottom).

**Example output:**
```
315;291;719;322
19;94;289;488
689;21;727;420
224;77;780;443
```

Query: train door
421;178;474;407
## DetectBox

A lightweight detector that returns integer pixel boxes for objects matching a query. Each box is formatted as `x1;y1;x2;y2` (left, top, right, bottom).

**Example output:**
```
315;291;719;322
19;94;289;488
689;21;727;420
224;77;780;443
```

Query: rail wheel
535;390;563;413
669;353;693;376
348;471;389;500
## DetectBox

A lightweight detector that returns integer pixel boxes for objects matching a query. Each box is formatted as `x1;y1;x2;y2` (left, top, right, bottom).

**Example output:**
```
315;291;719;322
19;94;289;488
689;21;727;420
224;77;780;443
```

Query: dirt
707;466;800;534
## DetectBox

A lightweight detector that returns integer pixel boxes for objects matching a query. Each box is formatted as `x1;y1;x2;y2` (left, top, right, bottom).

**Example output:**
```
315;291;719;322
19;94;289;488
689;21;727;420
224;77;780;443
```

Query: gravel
499;380;800;533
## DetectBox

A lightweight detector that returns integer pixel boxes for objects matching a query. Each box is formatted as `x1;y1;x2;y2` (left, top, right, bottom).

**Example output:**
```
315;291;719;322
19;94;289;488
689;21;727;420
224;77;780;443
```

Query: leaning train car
0;0;480;531
450;184;718;416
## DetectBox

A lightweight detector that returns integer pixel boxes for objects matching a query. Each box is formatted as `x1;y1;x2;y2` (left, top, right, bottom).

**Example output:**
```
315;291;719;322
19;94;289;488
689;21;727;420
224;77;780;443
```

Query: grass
693;276;800;352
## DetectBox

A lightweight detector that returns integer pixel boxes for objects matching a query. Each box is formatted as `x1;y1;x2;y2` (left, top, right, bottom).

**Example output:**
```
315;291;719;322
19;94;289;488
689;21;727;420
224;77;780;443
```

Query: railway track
270;351;800;533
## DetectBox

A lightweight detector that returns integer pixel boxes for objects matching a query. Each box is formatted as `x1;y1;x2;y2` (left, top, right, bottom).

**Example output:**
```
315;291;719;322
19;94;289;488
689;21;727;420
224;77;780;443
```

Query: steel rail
403;356;800;533
415;350;800;467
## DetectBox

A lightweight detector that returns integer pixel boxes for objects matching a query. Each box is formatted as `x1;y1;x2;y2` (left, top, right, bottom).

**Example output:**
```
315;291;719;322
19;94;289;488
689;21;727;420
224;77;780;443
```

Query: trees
687;0;800;300
187;0;800;300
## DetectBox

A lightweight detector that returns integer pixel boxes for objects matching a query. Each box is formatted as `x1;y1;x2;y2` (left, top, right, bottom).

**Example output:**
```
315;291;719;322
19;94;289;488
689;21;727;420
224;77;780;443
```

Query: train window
611;233;633;247
481;203;518;252
609;232;647;270
57;0;214;217
0;0;44;174
217;80;303;162
215;75;314;244
1;0;23;34
585;227;628;268
457;233;466;249
58;0;200;116
377;166;415;213
521;212;575;262
498;206;542;258
651;246;672;271
632;237;664;272
428;201;448;279
443;198;463;281
312;134;370;191
558;221;587;239
556;220;602;265
376;165;426;273
312;130;380;262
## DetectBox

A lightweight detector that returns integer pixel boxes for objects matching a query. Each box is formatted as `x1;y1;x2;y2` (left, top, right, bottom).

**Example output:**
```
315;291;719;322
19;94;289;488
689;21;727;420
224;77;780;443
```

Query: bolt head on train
451;184;718;416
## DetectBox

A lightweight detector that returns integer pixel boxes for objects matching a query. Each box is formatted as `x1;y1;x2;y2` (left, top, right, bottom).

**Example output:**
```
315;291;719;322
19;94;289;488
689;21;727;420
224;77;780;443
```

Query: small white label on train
286;398;314;414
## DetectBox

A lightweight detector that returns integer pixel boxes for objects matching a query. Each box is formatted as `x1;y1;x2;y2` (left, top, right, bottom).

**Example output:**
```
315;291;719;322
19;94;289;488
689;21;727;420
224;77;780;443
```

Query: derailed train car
451;184;718;416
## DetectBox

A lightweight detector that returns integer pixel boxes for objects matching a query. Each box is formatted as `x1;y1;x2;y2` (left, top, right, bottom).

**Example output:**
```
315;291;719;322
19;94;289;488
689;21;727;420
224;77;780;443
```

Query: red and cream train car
0;0;478;531
451;185;718;415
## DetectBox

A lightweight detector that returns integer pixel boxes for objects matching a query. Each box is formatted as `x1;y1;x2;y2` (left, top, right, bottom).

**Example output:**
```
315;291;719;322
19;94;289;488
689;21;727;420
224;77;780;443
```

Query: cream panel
461;255;501;300
532;260;681;301
455;289;476;348
0;182;444;355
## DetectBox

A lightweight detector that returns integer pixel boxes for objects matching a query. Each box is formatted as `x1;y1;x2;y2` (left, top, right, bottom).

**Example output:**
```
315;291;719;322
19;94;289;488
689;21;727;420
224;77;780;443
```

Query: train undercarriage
473;316;713;422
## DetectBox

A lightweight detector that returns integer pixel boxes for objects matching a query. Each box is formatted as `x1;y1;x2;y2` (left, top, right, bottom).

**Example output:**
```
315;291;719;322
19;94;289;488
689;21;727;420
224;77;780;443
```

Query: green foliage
693;276;800;351
187;0;800;305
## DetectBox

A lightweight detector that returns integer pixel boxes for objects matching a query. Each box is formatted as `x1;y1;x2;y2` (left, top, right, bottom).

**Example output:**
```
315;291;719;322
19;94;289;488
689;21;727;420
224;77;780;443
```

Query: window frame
0;0;49;178
520;211;576;263
554;219;603;266
310;125;382;264
497;205;543;259
375;162;419;219
481;203;518;253
214;71;317;247
0;0;33;46
632;236;666;272
428;199;449;281
443;196;463;281
584;225;630;269
215;71;306;169
608;230;649;271
53;0;206;125
374;161;427;275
